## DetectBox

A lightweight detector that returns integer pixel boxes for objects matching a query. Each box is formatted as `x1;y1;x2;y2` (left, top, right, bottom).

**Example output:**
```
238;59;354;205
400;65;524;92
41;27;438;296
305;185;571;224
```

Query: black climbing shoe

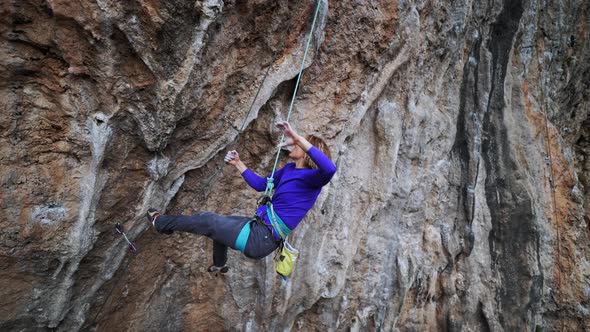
207;265;229;275
146;208;160;225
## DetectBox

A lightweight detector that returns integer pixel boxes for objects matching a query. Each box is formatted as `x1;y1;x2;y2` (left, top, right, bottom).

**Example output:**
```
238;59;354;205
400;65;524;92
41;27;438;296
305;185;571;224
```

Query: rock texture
1;0;589;331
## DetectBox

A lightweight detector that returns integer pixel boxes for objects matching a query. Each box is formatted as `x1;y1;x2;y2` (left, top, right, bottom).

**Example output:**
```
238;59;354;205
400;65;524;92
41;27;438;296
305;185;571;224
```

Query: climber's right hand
224;150;240;165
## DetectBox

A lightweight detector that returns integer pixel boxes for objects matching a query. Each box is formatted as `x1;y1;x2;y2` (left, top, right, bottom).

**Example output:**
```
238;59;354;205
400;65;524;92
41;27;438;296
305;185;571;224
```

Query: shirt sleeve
241;169;267;192
305;146;337;187
241;166;286;192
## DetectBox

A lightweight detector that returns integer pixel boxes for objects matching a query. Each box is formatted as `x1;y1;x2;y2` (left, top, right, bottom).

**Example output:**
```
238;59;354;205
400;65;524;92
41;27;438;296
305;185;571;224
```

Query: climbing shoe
207;265;229;275
146;208;160;225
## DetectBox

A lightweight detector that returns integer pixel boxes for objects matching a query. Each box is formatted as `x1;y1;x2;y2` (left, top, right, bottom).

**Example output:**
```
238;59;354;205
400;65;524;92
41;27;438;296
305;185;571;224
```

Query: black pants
155;212;280;267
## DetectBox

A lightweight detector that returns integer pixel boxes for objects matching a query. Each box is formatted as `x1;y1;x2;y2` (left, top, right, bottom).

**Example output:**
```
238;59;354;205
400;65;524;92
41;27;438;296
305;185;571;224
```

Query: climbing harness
234;219;251;253
266;202;292;238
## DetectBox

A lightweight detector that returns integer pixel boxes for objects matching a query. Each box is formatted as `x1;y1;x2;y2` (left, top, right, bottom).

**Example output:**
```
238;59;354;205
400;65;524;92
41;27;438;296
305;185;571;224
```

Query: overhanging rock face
1;0;589;331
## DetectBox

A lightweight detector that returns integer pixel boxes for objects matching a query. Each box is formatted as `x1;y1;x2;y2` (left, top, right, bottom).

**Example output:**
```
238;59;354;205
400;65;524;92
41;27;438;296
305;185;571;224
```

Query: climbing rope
176;0;308;213
264;0;323;197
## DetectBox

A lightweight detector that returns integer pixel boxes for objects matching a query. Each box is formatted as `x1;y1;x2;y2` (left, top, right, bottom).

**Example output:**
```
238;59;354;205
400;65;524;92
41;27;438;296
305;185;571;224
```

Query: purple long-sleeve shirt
241;146;337;239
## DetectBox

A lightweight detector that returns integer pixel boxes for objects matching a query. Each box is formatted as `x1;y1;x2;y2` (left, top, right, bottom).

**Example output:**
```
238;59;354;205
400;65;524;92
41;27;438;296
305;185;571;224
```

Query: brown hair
303;135;332;169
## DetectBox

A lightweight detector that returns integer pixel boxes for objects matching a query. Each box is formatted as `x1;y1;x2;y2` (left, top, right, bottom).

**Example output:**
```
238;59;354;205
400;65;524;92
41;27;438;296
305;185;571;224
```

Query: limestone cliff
1;0;589;331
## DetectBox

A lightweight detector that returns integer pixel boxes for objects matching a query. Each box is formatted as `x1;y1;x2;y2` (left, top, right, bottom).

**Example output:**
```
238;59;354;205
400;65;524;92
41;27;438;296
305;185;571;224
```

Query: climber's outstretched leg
146;209;250;271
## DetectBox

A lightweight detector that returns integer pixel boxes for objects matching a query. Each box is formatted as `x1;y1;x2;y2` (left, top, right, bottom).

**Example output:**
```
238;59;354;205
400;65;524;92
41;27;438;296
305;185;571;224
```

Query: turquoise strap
266;203;291;239
234;221;252;253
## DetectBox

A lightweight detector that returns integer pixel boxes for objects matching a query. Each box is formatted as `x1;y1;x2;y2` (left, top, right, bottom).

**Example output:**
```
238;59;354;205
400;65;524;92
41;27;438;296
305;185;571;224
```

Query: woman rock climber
146;121;336;273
